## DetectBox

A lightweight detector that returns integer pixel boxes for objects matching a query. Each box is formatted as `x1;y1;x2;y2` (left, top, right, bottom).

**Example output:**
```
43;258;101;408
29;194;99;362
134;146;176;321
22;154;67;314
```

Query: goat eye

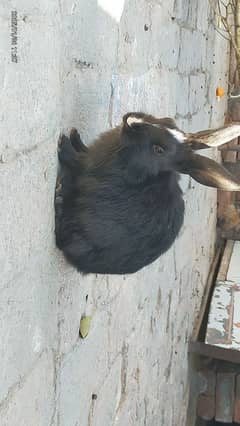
153;145;164;154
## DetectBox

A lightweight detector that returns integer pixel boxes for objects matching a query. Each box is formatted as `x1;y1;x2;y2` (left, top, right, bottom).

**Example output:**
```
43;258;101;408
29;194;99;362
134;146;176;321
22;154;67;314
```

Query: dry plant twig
209;0;240;81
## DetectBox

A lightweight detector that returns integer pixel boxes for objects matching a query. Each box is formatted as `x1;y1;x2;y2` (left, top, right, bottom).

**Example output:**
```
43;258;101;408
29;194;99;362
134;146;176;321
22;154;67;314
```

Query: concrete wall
0;1;229;425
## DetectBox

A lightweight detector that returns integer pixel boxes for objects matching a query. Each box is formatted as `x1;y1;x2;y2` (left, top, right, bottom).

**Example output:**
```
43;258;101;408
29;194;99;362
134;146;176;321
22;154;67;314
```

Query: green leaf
79;315;92;339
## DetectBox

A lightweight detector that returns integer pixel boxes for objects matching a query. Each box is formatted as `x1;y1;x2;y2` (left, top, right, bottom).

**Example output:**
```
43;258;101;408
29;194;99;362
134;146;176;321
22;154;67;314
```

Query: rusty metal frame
189;244;240;364
189;341;240;364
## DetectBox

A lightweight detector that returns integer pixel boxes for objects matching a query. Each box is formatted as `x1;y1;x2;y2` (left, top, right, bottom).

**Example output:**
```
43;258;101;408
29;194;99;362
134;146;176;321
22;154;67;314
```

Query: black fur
55;112;187;274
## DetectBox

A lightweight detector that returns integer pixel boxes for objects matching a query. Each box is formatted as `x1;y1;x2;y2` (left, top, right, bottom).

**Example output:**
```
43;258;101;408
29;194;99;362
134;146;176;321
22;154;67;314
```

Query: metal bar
191;249;222;342
197;370;216;421
234;374;240;423
189;341;240;364
215;372;235;423
217;240;234;281
227;240;240;281
220;146;240;151
220;230;240;240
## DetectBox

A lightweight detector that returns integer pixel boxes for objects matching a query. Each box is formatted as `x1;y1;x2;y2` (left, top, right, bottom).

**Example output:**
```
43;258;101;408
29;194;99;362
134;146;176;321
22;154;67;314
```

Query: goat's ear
185;123;240;150
157;117;179;129
178;153;240;191
121;114;149;146
123;113;146;130
123;113;179;130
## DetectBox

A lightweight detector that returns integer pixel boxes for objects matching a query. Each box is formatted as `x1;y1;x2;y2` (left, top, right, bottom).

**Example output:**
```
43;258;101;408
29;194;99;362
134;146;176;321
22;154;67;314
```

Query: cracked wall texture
0;1;230;425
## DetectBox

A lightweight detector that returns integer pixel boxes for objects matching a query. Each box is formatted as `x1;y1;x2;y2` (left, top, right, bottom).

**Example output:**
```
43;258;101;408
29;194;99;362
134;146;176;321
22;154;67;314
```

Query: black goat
55;112;240;274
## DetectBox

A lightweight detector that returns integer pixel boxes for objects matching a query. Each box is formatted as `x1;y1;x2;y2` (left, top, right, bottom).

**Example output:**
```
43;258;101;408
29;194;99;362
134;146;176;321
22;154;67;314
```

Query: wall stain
166;291;172;334
113;341;128;424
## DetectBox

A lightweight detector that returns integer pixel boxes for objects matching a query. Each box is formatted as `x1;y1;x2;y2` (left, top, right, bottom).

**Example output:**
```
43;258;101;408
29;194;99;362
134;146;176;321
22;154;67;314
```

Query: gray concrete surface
0;1;230;425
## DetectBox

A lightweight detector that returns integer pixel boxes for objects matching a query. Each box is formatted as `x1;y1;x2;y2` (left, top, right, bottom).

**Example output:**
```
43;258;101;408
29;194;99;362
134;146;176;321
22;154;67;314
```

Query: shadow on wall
60;0;177;143
61;0;126;141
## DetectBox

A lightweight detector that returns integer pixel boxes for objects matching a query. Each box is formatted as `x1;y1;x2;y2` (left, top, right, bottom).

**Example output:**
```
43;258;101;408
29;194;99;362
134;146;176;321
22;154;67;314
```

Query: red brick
197;395;215;420
197;370;216;420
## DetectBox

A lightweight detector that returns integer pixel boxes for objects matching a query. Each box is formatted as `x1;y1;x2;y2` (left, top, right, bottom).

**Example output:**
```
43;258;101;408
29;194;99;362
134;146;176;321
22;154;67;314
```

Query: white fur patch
166;128;186;143
126;118;186;144
127;116;144;126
